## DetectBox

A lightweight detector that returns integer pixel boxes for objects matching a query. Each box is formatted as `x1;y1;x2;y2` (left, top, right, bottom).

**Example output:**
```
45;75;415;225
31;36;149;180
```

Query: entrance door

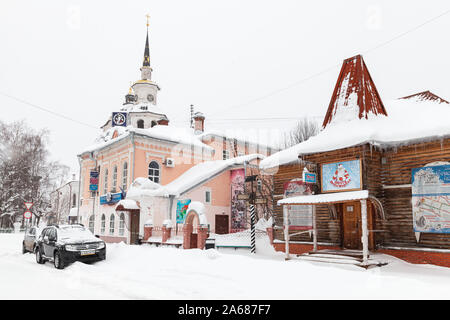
190;233;198;249
215;215;229;234
342;201;375;250
129;211;140;245
342;201;361;250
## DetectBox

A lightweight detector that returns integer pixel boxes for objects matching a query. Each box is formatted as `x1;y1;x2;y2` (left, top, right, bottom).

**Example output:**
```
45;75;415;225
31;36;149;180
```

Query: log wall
272;138;450;250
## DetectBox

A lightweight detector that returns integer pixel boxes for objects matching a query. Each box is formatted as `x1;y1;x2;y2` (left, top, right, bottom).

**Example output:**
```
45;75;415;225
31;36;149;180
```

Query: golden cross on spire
146;14;150;28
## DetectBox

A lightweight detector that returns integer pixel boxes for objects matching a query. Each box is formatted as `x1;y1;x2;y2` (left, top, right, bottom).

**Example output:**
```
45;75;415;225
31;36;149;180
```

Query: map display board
321;159;362;193
412;164;450;233
283;180;314;230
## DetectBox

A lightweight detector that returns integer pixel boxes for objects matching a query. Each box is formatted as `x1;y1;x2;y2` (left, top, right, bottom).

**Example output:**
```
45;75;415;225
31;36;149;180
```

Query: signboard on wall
89;171;99;191
176;199;191;224
412;164;450;233
321;159;362;193
99;192;123;205
283;180;313;230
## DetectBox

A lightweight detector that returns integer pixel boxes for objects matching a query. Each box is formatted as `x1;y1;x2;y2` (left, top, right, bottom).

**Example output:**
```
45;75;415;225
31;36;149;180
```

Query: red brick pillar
183;224;193;249
266;227;274;245
162;226;172;243
197;226;209;249
143;225;153;241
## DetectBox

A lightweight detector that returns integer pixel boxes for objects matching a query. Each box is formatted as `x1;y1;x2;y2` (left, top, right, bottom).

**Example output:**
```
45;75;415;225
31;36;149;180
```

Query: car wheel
22;242;27;254
54;251;65;270
35;248;45;264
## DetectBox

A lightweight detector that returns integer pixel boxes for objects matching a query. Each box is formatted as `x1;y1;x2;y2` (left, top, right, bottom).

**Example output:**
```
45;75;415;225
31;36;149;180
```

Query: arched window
137;119;144;128
103;168;109;194
122;162;128;191
112;165;118;191
148;161;160;183
89;215;95;234
109;214;115;235
119;213;125;236
151;120;157;128
101;214;106;234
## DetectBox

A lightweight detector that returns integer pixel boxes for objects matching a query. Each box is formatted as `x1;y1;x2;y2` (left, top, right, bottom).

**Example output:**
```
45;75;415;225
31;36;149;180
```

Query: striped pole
250;204;256;254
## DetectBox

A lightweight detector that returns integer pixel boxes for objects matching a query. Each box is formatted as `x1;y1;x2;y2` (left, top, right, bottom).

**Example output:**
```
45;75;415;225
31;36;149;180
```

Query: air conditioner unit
165;158;175;167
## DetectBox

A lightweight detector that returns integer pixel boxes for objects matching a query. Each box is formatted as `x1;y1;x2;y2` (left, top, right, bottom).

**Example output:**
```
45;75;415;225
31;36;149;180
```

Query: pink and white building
77;24;275;246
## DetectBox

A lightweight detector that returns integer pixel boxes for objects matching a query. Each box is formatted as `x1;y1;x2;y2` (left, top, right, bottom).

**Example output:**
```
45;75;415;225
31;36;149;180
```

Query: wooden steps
296;250;388;268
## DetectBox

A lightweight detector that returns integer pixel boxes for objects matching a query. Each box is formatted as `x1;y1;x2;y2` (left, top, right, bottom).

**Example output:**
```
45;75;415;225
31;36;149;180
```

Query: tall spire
143;14;151;67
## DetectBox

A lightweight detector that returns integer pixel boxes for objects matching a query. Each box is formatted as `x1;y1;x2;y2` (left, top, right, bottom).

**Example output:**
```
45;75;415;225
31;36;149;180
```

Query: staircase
296;249;388;268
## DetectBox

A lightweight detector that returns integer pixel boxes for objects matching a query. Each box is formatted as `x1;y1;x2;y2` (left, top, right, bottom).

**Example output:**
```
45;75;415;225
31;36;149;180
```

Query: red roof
400;90;449;104
322;55;387;128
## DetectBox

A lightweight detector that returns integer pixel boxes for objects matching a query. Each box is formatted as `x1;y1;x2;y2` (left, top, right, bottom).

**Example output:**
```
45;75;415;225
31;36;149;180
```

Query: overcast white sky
1;0;449;175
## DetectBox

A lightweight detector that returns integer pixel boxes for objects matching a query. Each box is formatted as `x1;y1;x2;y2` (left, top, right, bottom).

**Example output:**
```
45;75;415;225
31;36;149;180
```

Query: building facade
77;24;275;245
261;55;450;267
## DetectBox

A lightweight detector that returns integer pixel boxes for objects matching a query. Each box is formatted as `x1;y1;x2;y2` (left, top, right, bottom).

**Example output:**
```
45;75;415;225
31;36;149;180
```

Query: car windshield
57;225;95;240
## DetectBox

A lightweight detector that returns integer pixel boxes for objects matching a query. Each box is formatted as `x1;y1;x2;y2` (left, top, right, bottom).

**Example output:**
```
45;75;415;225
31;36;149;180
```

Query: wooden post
312;205;317;252
360;199;369;265
283;205;290;260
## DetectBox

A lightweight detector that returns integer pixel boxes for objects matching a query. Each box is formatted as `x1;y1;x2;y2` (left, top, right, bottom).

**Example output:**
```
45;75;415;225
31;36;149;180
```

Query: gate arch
183;202;209;249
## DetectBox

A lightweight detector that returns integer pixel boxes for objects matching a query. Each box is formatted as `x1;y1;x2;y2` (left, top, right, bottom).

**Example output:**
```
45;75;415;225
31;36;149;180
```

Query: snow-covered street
1;232;450;300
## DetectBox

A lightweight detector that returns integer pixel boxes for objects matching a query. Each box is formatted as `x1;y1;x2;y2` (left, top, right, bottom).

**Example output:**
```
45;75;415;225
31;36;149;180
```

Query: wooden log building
261;55;450;267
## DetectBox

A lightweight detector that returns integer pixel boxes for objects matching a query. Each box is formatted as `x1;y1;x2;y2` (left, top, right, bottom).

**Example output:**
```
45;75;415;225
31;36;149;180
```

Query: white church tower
102;15;168;132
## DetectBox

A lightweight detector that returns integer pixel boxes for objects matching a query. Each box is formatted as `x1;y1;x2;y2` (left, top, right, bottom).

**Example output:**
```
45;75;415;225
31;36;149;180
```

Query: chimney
193;112;205;134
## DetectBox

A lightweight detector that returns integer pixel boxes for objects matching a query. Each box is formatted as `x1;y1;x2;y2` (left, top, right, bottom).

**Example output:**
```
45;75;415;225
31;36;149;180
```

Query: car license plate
80;249;95;256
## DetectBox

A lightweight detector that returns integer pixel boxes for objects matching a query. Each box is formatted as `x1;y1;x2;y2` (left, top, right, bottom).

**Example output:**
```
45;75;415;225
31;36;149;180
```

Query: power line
0;91;99;130
208;8;450;117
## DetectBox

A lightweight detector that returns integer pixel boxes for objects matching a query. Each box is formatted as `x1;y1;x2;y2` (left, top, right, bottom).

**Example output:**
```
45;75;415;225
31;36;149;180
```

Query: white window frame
148;160;160;183
89;215;95;234
119;213;125;236
109;214;115;235
112;165;118;191
222;149;229;160
101;214;106;234
205;189;212;204
122;162;128;191
103;168;109;194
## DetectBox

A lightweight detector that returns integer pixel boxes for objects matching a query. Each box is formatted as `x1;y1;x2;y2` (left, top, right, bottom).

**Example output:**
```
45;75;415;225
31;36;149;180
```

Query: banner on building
283;180;313;230
112;112;127;127
176;199;191;224
321;159;362;193
412;164;450;233
231;169;246;230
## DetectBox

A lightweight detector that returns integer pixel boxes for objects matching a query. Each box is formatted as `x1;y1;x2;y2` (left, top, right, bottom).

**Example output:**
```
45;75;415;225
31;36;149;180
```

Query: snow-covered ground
1;233;450;299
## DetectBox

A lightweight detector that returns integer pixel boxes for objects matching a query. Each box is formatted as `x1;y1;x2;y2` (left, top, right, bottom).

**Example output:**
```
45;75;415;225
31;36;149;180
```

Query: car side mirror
95;235;100;238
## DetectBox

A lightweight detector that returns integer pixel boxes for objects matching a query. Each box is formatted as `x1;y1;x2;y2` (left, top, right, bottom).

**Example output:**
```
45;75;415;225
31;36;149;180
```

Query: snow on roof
400;90;449;104
120;102;166;115
322;55;387;128
69;207;79;217
199;129;279;150
80;124;213;154
260;98;450;170
127;154;265;198
278;190;369;205
186;201;207;225
116;199;140;210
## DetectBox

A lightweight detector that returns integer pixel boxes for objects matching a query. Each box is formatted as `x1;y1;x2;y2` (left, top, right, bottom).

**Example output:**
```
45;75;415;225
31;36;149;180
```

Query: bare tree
280;117;319;149
0;120;69;228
